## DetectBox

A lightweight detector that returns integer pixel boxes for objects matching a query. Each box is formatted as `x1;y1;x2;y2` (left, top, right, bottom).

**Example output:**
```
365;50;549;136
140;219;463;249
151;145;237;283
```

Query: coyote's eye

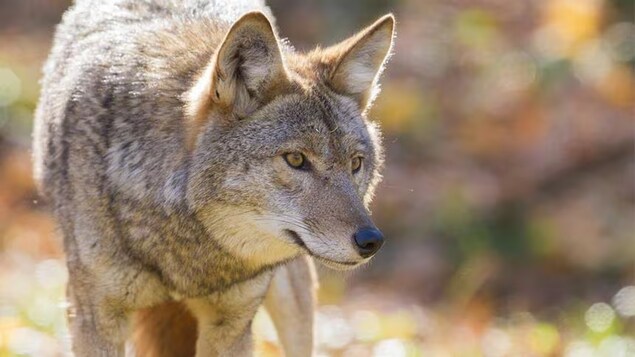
284;152;308;170
351;156;363;174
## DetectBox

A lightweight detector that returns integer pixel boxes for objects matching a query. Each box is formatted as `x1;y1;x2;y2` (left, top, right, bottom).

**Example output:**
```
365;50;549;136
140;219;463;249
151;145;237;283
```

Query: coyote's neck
112;193;284;297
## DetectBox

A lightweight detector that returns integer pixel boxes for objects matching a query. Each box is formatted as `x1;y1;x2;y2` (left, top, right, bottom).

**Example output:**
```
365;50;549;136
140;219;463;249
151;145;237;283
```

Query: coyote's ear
212;12;288;112
186;12;288;145
325;14;395;109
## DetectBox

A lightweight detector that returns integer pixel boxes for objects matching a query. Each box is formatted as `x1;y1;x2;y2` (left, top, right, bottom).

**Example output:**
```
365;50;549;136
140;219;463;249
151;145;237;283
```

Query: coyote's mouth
284;229;360;269
285;229;307;249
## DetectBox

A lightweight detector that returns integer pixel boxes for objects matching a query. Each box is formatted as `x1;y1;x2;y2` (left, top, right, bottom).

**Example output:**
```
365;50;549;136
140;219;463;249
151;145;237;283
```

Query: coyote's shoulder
34;0;269;201
33;0;394;355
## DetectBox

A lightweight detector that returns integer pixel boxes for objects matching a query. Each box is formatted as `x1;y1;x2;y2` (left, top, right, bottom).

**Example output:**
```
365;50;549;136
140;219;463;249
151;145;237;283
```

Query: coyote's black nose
353;227;384;258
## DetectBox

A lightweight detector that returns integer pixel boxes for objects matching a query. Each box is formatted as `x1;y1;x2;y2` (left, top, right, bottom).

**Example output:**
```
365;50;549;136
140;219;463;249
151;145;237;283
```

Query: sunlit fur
32;0;394;356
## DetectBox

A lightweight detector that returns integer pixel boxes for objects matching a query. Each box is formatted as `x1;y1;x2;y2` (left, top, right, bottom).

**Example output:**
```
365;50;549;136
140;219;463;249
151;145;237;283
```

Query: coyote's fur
33;0;395;355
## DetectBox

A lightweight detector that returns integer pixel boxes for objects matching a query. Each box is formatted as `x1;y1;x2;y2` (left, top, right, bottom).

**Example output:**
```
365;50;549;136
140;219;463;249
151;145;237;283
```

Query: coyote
32;0;394;355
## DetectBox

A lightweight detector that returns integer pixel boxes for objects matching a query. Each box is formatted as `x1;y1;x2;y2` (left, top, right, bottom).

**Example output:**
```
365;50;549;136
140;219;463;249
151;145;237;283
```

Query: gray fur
33;1;394;355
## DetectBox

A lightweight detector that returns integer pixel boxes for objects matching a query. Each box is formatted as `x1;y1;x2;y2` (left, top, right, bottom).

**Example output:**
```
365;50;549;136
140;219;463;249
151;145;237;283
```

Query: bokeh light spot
316;306;354;349
529;323;560;355
35;259;68;289
352;310;381;342
612;286;635;318
373;338;407;357
584;302;615;333
598;336;635;357
481;328;511;357
565;341;595;357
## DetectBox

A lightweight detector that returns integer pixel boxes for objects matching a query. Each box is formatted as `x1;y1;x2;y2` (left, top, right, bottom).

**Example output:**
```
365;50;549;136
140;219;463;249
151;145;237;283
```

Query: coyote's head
186;12;395;270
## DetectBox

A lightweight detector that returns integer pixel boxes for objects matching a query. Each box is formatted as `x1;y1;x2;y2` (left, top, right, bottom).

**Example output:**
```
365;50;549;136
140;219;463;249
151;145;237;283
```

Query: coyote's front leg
67;281;129;357
187;273;273;357
264;256;317;357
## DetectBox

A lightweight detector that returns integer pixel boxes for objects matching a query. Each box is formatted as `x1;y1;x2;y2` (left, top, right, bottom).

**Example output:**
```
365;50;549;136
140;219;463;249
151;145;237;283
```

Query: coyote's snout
33;0;394;355
277;175;386;269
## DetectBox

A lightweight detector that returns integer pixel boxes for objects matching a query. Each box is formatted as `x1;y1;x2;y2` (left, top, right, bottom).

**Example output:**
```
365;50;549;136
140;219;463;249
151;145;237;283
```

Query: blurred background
0;0;633;356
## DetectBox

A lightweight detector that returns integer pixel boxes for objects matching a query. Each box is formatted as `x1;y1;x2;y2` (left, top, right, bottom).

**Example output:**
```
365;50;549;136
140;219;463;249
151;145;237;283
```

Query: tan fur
133;302;198;357
264;256;318;356
33;0;394;355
